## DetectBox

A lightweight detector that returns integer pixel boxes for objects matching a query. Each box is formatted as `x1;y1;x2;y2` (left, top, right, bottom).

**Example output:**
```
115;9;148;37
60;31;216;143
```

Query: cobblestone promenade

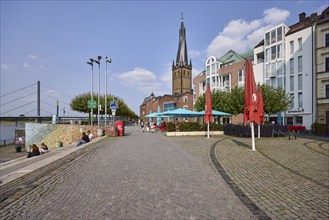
0;126;254;219
171;134;329;219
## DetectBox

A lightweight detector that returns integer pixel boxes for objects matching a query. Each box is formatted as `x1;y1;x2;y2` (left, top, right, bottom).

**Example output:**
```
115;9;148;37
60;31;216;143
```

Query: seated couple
27;143;48;158
77;131;93;147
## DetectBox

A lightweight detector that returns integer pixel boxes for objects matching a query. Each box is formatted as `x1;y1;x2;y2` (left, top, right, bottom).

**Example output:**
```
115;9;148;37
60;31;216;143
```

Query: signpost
110;100;118;125
88;100;97;109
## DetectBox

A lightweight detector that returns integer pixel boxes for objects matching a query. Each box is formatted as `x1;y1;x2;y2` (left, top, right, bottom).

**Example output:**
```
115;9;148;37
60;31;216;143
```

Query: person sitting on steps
77;132;90;146
27;144;40;158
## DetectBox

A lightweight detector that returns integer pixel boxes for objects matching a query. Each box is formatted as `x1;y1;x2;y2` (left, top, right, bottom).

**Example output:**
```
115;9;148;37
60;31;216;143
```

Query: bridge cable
0;92;37;106
0;83;36;98
0;101;36;115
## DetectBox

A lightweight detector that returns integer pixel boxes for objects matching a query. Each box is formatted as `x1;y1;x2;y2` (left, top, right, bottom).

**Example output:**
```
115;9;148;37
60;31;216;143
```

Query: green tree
70;92;139;120
260;84;291;115
194;84;291;117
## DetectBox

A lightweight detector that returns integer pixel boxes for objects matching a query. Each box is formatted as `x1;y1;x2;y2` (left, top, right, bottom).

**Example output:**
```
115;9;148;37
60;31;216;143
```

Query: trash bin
97;128;104;137
114;121;125;136
15;146;22;152
56;141;63;148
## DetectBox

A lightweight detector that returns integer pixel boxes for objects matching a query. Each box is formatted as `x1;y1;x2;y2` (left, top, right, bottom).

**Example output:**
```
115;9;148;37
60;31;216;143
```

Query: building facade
315;7;329;130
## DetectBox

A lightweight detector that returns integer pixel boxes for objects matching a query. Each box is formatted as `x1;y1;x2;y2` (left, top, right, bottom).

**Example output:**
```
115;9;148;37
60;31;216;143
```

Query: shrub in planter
312;122;326;135
201;123;224;131
177;122;200;131
167;122;175;132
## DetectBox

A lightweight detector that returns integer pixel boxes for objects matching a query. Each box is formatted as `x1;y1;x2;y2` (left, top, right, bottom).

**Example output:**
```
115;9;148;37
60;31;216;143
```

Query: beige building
315;7;329;129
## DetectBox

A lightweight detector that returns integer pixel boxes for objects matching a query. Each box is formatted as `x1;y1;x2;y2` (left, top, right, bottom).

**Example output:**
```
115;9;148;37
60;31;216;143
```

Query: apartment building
315;7;329;129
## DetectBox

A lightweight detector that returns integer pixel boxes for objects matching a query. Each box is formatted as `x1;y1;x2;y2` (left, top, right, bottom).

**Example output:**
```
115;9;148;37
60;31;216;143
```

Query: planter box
166;131;223;137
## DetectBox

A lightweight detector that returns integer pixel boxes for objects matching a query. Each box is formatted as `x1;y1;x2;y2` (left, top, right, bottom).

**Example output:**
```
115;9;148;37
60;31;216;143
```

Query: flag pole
207;122;210;138
251;122;256;151
258;124;260;139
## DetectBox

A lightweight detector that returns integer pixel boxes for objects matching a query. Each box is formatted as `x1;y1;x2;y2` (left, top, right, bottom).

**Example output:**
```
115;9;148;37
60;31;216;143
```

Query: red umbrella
204;83;213;123
257;85;264;124
243;60;259;125
243;59;259;150
204;83;213;138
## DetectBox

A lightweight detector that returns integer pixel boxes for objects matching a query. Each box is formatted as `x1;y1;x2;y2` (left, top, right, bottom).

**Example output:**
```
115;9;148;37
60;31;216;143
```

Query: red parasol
204;83;213;123
243;60;259;125
257;85;264;124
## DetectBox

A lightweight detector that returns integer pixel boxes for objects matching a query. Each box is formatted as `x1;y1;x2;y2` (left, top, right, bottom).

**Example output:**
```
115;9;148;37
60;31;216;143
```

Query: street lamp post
94;56;102;126
86;59;94;125
105;56;112;126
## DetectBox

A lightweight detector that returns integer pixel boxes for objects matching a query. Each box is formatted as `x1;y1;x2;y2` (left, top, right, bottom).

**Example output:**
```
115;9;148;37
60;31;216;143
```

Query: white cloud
1;64;11;71
263;8;290;25
189;50;202;59
116;67;160;94
23;62;31;69
28;54;38;60
206;7;290;57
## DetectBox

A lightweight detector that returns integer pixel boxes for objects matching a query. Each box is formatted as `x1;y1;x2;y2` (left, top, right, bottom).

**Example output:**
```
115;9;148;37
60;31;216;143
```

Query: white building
255;12;318;129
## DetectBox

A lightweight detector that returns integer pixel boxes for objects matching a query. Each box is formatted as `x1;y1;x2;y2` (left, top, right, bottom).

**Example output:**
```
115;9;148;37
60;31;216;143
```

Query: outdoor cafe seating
224;124;290;138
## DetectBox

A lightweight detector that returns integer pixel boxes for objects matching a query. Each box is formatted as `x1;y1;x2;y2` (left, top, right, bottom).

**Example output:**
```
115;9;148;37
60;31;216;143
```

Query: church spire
176;13;188;66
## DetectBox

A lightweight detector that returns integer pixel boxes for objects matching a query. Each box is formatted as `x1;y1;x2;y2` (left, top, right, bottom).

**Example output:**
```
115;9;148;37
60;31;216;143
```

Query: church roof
175;14;189;66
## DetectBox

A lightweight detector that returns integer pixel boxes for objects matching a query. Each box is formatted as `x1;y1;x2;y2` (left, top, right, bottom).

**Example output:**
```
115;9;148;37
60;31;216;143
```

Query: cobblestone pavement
171;135;329;220
0;126;254;220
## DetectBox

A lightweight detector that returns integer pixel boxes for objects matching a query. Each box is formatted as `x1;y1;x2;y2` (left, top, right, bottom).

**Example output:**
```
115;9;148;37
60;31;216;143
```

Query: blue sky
1;0;327;117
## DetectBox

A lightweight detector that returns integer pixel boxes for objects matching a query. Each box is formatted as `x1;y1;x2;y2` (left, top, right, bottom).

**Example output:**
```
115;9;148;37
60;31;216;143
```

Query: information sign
88;100;96;109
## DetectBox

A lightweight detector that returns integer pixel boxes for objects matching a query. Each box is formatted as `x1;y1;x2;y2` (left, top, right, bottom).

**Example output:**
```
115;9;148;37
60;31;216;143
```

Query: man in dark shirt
77;132;90;146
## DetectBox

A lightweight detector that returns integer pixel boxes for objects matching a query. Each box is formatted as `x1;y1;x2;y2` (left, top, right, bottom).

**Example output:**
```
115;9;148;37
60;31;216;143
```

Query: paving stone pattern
214;137;329;220
0;127;254;220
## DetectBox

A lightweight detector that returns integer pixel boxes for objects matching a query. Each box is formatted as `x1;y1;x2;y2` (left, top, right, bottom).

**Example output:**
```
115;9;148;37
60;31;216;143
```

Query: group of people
77;131;93;146
27;143;48;158
140;120;156;133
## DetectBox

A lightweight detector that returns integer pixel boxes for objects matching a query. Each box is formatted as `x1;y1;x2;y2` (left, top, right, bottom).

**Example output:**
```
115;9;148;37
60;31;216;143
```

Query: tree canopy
70;92;139;119
194;84;291;117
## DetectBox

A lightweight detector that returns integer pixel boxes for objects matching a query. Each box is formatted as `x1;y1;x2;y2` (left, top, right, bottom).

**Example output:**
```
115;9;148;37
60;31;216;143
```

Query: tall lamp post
86;59;94;125
94;56;102;126
105;56;112;126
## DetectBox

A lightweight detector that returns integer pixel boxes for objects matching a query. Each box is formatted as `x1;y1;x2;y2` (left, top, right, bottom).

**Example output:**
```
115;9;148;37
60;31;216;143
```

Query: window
290;93;294;109
277;77;283;89
296;116;303;124
183;105;188;109
238;69;244;83
298;74;302;90
206;66;210;76
164;103;176;112
211;63;215;74
290;40;294;54
298;56;302;72
325;33;329;47
265;64;270;78
265;32;270;46
326;84;329;98
325;57;329;72
271;46;276;60
277;61;283;75
271;30;276;44
298;92;303;108
298;38;302;51
183;96;188;103
271;62;276;77
277;27;282;41
290;58;294;74
290;76;294;91
277;44;282;58
265;48;270;62
286;117;293;125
